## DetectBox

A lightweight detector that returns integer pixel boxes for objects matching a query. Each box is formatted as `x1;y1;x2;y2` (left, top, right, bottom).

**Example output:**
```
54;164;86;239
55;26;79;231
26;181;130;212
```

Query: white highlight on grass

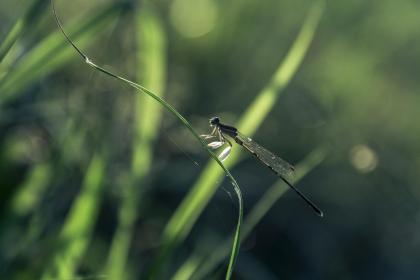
170;0;218;38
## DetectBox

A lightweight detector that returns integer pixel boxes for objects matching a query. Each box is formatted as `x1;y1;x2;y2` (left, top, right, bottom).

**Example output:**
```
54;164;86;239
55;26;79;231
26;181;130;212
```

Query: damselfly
202;116;323;217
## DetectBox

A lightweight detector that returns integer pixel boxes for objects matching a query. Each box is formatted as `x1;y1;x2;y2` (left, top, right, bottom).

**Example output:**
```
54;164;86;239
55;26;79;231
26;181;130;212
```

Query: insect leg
221;133;233;148
201;126;217;139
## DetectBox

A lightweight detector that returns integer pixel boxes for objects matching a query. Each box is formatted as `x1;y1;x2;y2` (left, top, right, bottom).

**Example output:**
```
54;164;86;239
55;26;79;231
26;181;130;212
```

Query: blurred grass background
1;0;420;279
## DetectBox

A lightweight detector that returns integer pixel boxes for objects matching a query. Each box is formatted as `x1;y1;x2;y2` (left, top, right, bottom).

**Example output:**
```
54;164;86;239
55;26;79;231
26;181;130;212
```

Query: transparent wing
236;132;295;179
233;132;323;216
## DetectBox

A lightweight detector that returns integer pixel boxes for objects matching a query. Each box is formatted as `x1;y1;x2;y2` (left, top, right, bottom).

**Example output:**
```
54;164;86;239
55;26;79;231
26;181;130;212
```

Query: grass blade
0;2;126;106
50;1;243;279
160;0;324;277
0;0;47;63
188;148;326;279
105;3;167;280
41;151;107;280
8;163;52;217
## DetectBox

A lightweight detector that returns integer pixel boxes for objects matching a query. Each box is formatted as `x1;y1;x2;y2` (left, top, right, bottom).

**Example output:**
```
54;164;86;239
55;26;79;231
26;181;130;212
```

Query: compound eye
210;116;220;125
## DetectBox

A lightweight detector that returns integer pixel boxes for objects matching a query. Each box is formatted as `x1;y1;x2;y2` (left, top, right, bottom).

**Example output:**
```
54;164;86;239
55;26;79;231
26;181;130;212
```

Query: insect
202;116;323;217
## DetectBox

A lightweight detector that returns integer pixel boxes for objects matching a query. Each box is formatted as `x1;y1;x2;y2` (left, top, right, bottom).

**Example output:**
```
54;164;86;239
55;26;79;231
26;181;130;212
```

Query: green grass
0;0;47;62
172;147;327;279
3;0;420;279
0;1;126;106
105;3;167;280
151;1;324;278
41;151;107;280
0;0;324;278
50;1;244;278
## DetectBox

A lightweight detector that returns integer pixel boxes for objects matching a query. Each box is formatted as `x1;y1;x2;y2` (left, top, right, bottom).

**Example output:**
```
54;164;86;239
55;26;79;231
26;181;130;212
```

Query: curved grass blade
164;0;325;278
50;1;243;279
191;148;326;279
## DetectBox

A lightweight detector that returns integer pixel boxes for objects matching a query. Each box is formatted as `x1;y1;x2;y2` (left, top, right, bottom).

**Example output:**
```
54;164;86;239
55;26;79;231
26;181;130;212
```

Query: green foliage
172;148;326;280
105;4;167;280
0;1;126;105
41;152;107;280
49;1;245;278
2;0;419;279
149;2;324;278
0;0;48;63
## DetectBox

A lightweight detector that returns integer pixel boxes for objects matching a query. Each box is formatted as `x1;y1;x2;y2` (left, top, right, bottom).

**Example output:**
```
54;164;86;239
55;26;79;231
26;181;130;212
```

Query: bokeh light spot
170;0;218;38
350;144;378;173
